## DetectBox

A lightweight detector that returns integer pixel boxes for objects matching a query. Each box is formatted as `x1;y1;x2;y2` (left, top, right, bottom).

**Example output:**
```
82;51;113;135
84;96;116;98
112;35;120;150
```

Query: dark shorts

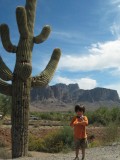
75;138;88;149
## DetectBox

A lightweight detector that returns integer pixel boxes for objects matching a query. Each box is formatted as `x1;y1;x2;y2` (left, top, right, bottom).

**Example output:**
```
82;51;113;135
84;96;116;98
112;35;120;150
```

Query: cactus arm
25;0;36;35
0;56;13;81
31;48;61;87
33;25;51;44
0;24;17;53
16;7;29;38
0;79;12;96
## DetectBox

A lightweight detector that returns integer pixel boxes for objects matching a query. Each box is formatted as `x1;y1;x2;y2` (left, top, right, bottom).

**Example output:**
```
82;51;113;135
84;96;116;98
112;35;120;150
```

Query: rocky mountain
30;83;120;111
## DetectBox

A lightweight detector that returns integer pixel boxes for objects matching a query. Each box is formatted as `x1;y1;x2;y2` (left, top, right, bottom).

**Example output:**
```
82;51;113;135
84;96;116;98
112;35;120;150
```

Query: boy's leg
74;139;80;159
81;148;85;160
75;148;79;158
80;138;88;160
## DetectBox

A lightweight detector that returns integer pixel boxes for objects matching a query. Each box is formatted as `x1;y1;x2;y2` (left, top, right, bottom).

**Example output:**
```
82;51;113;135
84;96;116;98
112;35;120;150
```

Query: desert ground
0;124;120;160
0;143;120;160
21;144;120;160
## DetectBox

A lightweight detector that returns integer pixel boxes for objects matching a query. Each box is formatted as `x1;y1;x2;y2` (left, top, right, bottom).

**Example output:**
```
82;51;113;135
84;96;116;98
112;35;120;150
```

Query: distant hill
30;83;120;112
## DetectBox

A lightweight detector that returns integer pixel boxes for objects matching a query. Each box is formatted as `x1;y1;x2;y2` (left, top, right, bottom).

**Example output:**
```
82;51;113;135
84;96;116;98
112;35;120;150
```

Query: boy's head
75;104;85;114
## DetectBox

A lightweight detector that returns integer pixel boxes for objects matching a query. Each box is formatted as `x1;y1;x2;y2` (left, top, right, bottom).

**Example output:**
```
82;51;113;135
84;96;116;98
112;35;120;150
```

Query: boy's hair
75;104;85;113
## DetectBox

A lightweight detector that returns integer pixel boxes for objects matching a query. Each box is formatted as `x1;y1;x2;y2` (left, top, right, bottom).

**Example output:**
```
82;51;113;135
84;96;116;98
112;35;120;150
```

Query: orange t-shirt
70;116;88;139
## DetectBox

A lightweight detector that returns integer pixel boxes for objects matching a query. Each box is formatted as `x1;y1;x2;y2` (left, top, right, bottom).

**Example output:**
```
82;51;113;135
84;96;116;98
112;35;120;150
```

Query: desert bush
0;94;11;118
29;134;44;151
86;107;120;126
102;123;120;145
88;123;120;147
109;108;120;125
42;130;64;153
29;126;74;153
29;131;63;153
88;140;102;148
30;111;73;122
31;107;120;126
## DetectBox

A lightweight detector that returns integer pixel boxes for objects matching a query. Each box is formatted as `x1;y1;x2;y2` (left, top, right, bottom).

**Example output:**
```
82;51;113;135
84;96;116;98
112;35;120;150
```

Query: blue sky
1;0;120;96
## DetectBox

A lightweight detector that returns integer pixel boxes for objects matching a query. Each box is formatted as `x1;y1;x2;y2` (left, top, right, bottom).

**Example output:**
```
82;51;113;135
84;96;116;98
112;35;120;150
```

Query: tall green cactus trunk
0;0;61;158
11;79;31;157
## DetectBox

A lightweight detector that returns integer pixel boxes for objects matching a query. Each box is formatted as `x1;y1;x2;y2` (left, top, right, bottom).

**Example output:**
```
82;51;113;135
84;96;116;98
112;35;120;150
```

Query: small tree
0;0;61;158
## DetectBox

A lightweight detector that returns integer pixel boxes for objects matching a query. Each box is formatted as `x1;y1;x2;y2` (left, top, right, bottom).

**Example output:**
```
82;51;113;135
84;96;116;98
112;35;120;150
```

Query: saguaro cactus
0;0;61;158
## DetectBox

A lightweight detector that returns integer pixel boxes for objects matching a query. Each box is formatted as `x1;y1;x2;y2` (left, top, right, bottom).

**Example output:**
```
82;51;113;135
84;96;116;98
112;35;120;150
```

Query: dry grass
0;123;120;158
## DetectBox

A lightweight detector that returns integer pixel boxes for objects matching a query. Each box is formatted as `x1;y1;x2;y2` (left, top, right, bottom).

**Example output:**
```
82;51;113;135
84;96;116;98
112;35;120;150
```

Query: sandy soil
7;143;120;160
0;126;120;160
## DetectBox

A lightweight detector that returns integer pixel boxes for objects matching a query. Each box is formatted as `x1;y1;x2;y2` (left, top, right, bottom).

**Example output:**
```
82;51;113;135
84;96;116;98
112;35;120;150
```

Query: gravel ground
7;143;120;160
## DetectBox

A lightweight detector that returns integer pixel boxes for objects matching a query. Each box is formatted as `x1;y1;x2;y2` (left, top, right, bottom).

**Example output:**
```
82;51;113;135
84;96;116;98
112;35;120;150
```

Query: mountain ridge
31;83;120;102
30;83;120;111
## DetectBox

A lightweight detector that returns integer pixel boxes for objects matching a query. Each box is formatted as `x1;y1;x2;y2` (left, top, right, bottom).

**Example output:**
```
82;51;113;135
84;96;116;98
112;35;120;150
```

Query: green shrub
30;111;73;122
29;126;74;153
29;134;44;151
42;130;64;153
103;123;120;145
31;106;120;126
86;107;120;126
88;140;101;148
0;94;11;118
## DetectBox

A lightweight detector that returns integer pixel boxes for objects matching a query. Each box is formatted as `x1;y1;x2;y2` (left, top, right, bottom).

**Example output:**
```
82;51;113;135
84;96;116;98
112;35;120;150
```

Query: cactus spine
0;0;61;158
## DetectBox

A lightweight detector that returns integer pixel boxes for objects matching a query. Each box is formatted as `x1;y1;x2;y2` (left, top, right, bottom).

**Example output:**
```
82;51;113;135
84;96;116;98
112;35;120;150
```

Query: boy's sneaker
73;157;79;160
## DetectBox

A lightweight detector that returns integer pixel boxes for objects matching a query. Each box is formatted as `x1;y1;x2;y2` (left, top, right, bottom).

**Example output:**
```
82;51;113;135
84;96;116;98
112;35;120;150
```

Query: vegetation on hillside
29;126;74;153
0;94;120;153
28;123;120;153
31;107;120;126
0;94;120;126
29;107;120;152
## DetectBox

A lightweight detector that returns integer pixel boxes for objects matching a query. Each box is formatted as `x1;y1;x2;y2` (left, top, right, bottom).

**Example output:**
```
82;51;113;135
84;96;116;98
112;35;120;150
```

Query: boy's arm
77;116;88;126
70;116;76;127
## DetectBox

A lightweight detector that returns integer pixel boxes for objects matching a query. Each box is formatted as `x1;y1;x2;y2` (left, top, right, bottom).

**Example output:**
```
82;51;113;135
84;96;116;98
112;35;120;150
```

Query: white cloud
110;0;120;10
109;67;120;76
52;31;73;39
58;39;120;74
54;76;97;90
51;30;85;44
111;0;120;5
110;23;120;38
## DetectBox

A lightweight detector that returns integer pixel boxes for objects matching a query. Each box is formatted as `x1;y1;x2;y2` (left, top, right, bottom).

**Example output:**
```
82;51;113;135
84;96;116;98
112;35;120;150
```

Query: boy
70;104;88;160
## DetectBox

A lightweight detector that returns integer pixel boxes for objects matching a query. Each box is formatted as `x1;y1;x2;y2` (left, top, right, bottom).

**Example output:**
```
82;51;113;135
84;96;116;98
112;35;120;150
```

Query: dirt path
8;143;120;160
